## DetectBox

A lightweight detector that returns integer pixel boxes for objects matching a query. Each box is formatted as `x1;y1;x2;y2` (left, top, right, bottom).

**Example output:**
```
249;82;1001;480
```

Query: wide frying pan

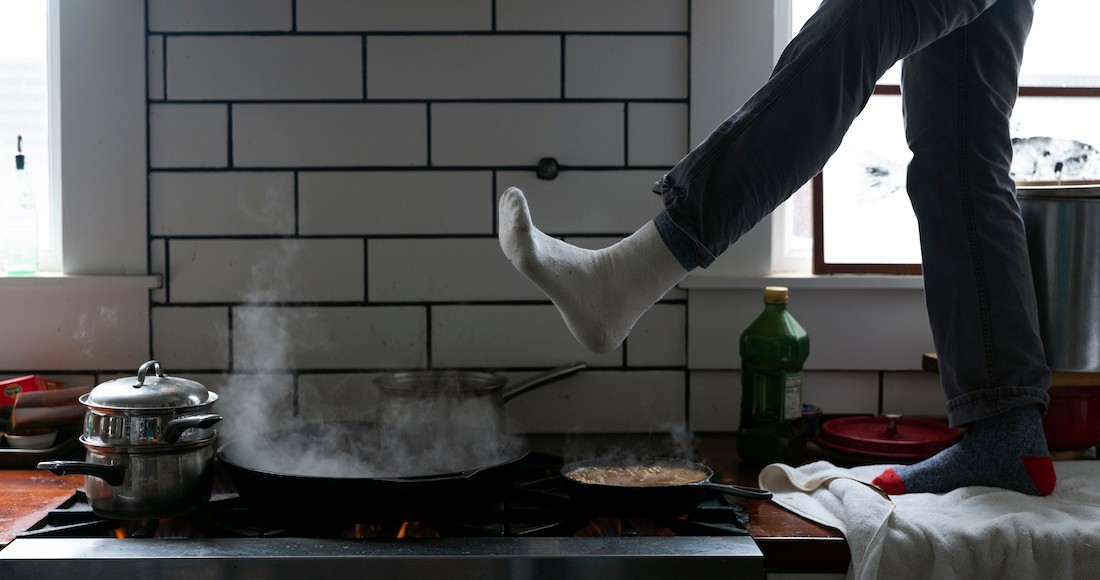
561;457;772;518
216;421;530;522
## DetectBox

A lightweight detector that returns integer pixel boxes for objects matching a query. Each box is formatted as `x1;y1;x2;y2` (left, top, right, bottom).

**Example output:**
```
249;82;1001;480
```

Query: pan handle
502;362;587;402
37;461;126;486
697;480;773;500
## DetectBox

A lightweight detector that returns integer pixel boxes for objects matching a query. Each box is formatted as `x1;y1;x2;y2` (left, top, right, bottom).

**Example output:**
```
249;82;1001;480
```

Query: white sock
497;187;690;353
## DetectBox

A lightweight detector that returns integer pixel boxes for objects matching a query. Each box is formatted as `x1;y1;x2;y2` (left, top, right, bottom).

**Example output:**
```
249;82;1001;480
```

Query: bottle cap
15;135;24;170
764;286;789;304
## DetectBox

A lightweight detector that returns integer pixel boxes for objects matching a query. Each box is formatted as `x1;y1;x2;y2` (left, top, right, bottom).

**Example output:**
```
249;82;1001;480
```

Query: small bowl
4;429;58;450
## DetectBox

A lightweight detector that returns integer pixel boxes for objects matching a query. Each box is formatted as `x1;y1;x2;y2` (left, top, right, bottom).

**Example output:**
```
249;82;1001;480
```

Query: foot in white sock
497;187;690;353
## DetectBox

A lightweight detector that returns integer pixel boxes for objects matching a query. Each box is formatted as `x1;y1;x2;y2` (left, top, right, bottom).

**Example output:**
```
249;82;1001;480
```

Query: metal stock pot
38;360;223;519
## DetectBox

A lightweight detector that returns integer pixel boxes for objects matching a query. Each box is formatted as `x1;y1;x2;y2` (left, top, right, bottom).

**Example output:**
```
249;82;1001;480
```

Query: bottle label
784;372;803;421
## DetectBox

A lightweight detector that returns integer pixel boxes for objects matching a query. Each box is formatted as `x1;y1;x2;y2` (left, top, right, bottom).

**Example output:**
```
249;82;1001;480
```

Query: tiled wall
146;0;944;436
143;0;703;437
2;1;948;438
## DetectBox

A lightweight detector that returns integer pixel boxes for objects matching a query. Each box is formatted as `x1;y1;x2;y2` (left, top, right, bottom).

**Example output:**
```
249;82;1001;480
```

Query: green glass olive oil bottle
737;286;810;464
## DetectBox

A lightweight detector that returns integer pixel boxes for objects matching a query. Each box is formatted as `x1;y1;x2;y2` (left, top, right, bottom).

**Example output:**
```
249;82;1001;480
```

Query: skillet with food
561;457;772;517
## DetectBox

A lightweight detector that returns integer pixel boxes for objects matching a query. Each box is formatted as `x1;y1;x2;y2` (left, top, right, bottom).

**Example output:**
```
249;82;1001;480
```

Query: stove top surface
0;452;766;579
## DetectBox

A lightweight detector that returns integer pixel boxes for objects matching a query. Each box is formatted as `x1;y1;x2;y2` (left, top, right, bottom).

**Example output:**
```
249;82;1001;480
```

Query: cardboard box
1;376;65;408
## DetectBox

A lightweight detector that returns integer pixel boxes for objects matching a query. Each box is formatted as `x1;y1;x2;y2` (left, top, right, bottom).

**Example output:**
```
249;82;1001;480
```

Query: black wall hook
536;157;559;180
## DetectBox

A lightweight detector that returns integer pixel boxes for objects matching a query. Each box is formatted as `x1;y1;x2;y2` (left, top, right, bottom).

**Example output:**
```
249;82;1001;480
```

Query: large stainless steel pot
1018;181;1100;371
373;362;585;434
38;360;223;519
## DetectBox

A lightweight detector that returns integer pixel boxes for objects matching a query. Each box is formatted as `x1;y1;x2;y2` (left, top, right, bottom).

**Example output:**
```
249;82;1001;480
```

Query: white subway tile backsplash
367;36;559;100
369;239;542;302
298;373;382;422
689;371;741;432
882;371;949;418
232;306;427;370
169;239;364;303
150;172;295;236
151;306;230;370
298;171;492;235
0;287;150;370
190;373;296;441
93;0;954;437
688;288;935;371
565;36;688;99
496;0;687;31
150;239;167;304
148;36;164;100
502;370;686;433
233;104;427;167
432;305;622;368
167;36;362;100
627;304;687;367
687;290;760;370
802;371;879;415
628;103;689;167
298;0;491;31
148;0;293;32
496;170;665;234
150;104;228;168
432;103;624;166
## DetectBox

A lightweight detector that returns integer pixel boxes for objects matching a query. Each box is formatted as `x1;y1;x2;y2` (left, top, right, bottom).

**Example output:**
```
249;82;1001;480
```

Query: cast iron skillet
217;421;530;523
561;457;772;517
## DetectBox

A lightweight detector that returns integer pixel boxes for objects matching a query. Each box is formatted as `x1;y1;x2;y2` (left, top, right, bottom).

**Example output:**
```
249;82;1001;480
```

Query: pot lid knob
83;360;215;410
136;360;164;387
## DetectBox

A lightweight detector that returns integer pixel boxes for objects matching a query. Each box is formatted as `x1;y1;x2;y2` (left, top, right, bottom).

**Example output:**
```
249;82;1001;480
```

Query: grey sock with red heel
872;404;1056;496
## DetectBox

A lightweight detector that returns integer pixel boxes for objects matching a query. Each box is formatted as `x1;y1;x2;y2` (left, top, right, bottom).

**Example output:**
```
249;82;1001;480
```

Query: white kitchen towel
758;460;1100;580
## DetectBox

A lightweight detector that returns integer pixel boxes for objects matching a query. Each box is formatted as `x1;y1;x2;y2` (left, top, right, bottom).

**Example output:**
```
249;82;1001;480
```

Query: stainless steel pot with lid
79;360;222;446
38;360;224;519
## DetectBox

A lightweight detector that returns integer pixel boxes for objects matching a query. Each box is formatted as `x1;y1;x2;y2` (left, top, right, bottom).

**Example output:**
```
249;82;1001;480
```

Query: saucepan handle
697;480;773;500
37;460;126;486
164;413;223;443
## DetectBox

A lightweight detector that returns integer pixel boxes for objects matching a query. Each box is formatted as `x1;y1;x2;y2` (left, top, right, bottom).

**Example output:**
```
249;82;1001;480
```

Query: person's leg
871;0;1055;496
500;0;1005;353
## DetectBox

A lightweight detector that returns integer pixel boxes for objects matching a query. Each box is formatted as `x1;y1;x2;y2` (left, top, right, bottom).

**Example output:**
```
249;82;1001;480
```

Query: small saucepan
374;362;586;434
561;457;772;517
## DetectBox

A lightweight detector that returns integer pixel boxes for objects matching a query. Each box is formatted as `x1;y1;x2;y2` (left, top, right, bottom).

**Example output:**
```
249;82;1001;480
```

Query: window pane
820;95;920;265
1010;96;1100;182
0;1;51;260
1020;0;1100;87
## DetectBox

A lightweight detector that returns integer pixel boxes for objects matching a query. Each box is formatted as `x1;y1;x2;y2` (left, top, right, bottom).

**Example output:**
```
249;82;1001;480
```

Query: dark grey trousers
654;0;1050;426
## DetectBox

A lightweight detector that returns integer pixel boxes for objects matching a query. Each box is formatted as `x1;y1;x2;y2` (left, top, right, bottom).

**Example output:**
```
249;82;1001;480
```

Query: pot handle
164;413;223;443
697;480;773;501
37;461;126;486
502;362;587;402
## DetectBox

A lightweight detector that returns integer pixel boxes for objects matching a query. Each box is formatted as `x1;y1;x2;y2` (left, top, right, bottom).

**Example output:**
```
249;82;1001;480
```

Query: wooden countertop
1;433;852;573
0;470;82;546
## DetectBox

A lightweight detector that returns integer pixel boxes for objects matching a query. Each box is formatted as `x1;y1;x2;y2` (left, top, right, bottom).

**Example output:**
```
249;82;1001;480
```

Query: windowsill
680;271;924;290
0;272;162;289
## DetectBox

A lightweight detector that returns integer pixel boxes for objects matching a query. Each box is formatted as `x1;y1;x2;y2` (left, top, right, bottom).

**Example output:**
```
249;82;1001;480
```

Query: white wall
0;0;945;436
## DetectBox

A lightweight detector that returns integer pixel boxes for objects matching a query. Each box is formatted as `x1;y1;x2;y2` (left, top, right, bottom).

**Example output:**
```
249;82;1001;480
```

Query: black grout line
559;34;566;99
226;104;234;167
150;30;690;37
290;0;297;32
361;35;368;99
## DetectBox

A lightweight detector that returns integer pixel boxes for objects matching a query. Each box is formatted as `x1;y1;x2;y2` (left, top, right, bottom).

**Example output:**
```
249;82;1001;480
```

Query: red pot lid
816;415;963;459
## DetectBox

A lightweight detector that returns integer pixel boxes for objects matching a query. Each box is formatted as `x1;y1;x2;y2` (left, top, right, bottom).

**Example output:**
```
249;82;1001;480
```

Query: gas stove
0;453;764;579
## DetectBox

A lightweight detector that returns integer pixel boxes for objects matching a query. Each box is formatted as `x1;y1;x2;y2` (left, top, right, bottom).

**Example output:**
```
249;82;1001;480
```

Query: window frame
811;61;1100;276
